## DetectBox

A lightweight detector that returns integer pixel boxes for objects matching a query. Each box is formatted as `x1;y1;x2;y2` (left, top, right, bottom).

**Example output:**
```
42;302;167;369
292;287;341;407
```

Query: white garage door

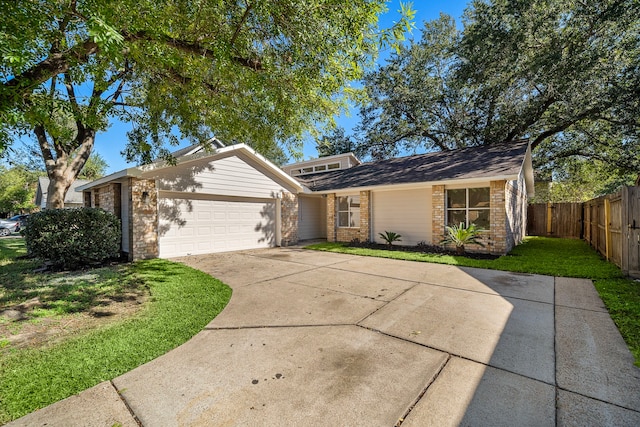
158;196;276;258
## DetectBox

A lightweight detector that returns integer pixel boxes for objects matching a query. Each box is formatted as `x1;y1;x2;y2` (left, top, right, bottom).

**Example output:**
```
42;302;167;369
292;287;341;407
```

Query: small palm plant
379;231;402;247
440;222;485;255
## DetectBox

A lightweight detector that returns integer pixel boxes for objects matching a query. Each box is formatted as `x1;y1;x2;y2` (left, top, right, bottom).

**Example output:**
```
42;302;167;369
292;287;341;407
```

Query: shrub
440;222;485;254
23;208;121;269
379;231;402;247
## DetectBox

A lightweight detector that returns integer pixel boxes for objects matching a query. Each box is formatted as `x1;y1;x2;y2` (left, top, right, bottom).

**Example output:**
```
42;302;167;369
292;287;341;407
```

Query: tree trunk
35;124;95;209
45;171;74;209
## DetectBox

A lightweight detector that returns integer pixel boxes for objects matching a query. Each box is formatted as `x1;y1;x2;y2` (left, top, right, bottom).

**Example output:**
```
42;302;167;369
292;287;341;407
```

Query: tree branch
123;30;264;70
531;106;604;148
34;125;56;173
2;39;99;101
230;3;253;48
63;73;81;117
2;28;264;106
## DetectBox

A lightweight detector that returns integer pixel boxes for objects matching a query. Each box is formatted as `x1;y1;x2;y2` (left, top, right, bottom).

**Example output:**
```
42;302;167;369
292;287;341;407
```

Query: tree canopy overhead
350;0;639;182
1;0;413;207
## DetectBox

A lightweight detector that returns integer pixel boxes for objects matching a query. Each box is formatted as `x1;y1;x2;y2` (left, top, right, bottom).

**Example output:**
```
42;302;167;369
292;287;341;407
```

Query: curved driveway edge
8;248;640;426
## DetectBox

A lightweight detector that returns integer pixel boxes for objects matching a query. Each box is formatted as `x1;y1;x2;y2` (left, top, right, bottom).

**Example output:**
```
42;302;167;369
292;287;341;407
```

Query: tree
354;1;640;179
0;166;38;214
316;127;358;158
1;1;414;207
77;152;107;180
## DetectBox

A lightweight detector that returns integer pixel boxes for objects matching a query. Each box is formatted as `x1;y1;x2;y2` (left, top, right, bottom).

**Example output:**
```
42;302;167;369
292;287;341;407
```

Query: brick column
280;192;298;246
326;194;336;242
490;180;507;254
359;190;371;242
129;178;159;260
432;185;445;245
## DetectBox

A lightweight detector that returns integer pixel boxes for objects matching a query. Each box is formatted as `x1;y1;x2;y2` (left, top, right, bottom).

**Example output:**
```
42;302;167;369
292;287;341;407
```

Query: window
314;165;327;172
291;169;302;176
337;195;360;227
302;167;313;173
327;163;340;170
446;188;490;229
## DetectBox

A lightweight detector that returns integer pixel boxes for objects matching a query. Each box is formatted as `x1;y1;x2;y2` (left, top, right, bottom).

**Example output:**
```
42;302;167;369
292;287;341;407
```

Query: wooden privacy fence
528;186;640;278
527;203;583;239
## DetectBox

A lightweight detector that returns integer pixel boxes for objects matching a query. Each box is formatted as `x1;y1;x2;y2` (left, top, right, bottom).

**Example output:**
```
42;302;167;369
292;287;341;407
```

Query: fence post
604;197;611;261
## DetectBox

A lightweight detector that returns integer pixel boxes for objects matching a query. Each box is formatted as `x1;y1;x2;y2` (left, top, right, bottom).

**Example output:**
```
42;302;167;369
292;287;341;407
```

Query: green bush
23;208;121;269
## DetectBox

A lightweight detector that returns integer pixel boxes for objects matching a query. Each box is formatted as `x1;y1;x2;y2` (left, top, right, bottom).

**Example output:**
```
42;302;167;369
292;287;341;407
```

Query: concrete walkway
9;248;640;426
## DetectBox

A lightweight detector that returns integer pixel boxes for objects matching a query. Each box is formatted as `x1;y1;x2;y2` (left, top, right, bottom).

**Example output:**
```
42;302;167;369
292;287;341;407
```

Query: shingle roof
170;138;226;158
295;140;530;192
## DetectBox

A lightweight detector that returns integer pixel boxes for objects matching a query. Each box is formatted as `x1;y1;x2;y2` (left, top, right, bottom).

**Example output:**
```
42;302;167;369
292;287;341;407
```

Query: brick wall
326;194;336;242
98;186;115;214
432;185;445;245
128;178;159;261
333;190;371;243
97;183;121;218
359;190;370;242
281;192;298;246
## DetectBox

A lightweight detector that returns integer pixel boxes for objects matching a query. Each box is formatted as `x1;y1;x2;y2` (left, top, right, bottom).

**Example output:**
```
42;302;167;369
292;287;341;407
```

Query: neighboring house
77;140;533;261
35;177;90;209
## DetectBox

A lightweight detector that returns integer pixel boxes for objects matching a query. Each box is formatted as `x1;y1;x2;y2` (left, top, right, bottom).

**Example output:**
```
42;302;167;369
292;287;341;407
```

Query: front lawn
307;237;640;365
0;239;232;423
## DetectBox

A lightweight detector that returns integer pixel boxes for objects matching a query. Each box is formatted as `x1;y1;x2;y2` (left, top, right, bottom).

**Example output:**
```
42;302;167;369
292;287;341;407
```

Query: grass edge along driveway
307;237;640;367
0;257;231;424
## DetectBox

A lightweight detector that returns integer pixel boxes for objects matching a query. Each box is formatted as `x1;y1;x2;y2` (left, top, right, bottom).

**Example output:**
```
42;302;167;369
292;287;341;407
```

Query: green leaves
353;0;640;185
86;15;124;55
440;223;485;253
378;230;402;246
2;0;416;165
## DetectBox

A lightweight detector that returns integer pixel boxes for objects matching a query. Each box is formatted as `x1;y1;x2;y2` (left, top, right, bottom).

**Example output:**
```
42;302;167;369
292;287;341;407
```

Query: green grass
0;240;232;423
307;237;640;365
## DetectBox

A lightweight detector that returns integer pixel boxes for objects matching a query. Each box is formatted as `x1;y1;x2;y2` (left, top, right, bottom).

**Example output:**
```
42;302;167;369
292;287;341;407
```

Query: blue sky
91;0;469;174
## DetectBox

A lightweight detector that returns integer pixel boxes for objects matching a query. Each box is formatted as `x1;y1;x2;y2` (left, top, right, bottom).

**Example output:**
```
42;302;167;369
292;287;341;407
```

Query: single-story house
77;139;533;260
35;177;91;209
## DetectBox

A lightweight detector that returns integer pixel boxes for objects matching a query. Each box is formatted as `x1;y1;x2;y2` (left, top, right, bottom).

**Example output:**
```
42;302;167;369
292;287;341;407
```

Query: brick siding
333;190;371;243
326;194;336;242
431;185;445;245
129;178;159;261
280;192;298;246
490;180;507;254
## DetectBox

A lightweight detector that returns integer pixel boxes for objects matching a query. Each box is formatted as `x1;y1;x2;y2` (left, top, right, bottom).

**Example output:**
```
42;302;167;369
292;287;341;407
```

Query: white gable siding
298;196;327;240
372;188;432;246
153;154;288;199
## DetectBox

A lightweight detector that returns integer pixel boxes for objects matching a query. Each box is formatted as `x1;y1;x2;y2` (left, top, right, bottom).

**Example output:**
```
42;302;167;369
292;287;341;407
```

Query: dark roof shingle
295;141;529;191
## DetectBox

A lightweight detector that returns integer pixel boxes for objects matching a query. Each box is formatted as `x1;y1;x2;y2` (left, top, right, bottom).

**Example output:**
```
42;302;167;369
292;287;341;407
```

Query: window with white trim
337;195;360;227
446;188;490;229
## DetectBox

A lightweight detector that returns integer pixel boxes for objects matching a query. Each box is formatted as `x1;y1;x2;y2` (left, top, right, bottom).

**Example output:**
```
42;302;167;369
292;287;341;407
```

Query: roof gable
76;143;303;193
296;141;532;193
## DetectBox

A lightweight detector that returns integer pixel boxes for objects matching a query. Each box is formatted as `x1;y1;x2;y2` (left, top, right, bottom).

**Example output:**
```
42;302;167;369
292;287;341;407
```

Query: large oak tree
1;0;412;207
351;0;639;185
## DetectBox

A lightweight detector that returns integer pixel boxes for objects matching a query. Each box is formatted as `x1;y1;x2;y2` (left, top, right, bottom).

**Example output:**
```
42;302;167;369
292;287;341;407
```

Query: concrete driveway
10;248;640;426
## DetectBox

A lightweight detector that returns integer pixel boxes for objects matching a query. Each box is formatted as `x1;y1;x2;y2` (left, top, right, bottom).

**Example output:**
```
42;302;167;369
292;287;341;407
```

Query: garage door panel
159;197;276;258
